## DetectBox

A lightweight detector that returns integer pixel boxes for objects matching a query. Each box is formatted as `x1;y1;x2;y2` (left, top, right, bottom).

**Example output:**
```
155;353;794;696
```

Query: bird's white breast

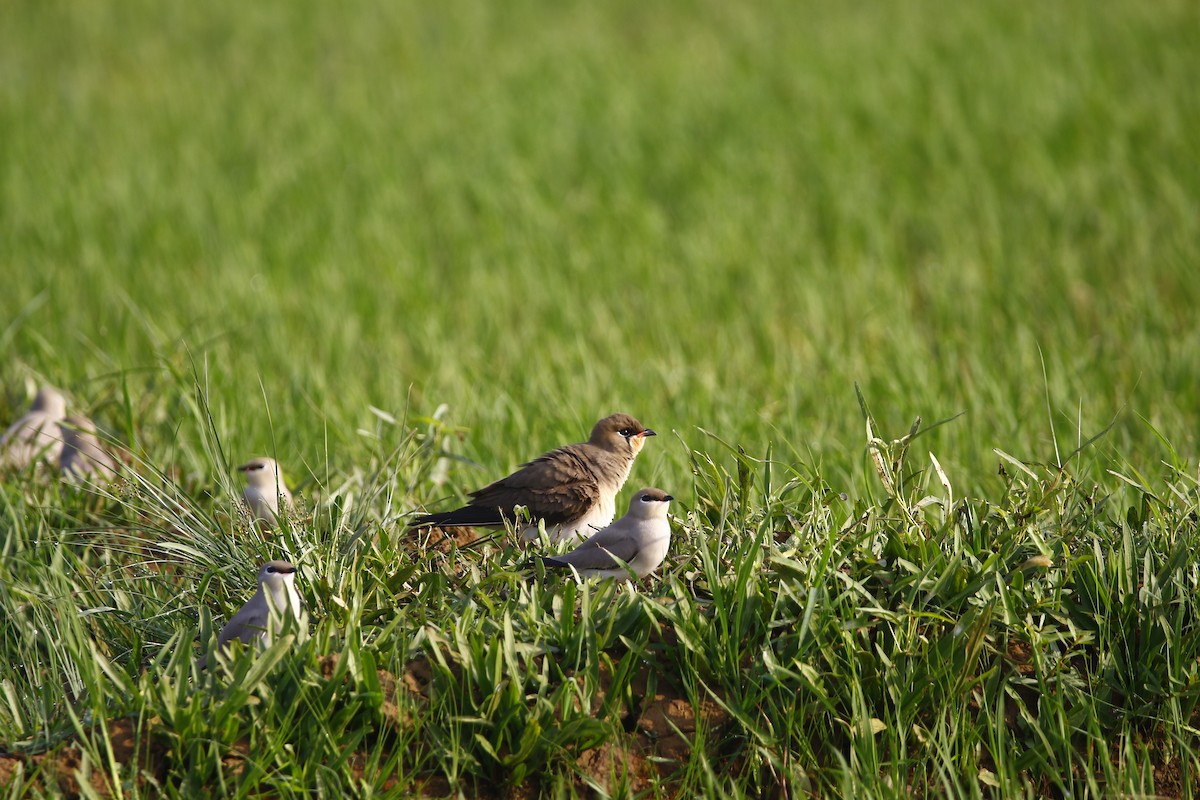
263;581;304;639
627;525;671;578
244;486;281;523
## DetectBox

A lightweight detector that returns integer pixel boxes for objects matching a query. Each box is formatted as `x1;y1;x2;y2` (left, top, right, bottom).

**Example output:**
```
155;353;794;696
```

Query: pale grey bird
199;560;305;668
541;488;674;579
58;415;120;483
238;457;294;526
1;386;68;470
411;413;656;544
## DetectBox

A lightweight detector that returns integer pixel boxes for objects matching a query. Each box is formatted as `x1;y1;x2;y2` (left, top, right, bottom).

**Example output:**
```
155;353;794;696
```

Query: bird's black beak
640;429;656;437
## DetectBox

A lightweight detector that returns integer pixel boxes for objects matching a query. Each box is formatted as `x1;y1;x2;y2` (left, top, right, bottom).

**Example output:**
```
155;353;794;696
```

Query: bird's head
591;413;656;455
31;386;67;417
239;457;284;488
258;560;298;590
627;487;673;518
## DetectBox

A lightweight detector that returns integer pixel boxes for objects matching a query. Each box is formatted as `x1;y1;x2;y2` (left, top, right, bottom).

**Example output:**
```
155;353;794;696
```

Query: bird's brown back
466;442;632;525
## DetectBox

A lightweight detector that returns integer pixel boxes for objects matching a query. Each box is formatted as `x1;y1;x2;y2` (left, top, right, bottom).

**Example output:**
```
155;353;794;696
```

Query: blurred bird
411;413;656;543
1;386;68;469
238;457;293;526
58;415;120;483
198;560;305;668
541;488;674;579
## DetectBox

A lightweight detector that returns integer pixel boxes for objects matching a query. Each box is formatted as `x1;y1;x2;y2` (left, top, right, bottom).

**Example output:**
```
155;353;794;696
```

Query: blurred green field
4;0;1198;488
2;0;1200;797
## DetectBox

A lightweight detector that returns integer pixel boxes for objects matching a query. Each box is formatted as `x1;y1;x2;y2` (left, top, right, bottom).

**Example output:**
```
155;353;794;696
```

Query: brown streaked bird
541;488;674;580
411;413;656;543
238;457;294;526
1;386;68;470
59;415;121;483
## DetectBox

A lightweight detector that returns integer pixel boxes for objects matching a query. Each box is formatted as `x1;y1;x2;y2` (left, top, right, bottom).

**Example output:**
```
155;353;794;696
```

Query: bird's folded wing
469;446;600;524
216;605;268;647
550;532;641;570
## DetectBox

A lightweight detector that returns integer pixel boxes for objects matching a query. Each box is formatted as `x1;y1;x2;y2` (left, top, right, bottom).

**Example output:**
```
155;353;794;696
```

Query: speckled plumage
412;413;656;543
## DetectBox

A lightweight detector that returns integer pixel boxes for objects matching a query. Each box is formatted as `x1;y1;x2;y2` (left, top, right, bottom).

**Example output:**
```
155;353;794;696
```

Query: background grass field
2;0;1199;797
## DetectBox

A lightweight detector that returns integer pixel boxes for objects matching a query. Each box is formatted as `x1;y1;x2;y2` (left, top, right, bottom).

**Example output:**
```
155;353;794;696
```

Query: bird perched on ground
58;415;120;483
411;413;656;543
541;488;674;579
238;457;293;526
1;386;68;470
198;560;305;668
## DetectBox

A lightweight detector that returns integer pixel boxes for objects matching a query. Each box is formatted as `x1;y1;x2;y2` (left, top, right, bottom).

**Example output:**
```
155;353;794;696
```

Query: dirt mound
551;659;730;794
1;655;727;798
0;718;166;798
409;525;483;553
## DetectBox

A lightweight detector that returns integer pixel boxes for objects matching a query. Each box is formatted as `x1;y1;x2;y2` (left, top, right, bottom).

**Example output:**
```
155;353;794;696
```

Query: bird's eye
641;494;652;501
619;428;634;437
265;566;276;573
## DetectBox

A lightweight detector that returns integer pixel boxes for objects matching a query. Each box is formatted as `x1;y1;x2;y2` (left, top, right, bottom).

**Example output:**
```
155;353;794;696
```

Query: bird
58;415;120;483
198;560;305;668
238;457;294;526
411;413;657;543
540;488;674;579
1;385;68;470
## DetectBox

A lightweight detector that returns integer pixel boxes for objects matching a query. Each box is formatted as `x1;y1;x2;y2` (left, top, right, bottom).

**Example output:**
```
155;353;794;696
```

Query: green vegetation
2;0;1199;796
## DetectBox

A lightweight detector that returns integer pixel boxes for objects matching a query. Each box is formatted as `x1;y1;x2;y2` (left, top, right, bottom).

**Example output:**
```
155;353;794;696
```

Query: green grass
2;0;1199;796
